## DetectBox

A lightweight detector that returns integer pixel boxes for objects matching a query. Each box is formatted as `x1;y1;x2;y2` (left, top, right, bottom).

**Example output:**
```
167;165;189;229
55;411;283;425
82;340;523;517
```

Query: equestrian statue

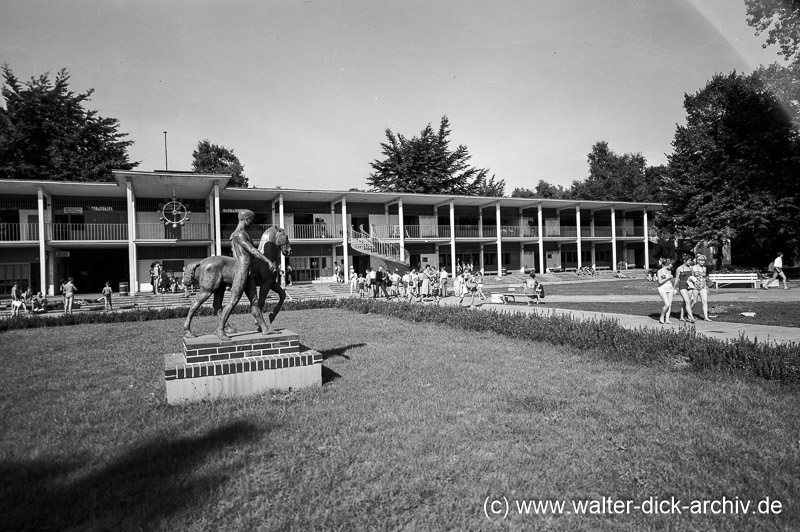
182;209;291;340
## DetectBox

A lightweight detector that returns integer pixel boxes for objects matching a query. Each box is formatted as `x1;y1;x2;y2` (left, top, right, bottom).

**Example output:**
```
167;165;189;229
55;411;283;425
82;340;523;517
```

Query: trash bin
119;282;129;296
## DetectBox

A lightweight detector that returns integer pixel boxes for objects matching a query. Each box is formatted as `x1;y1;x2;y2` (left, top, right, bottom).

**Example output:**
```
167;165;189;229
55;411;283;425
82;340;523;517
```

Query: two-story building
0;171;663;296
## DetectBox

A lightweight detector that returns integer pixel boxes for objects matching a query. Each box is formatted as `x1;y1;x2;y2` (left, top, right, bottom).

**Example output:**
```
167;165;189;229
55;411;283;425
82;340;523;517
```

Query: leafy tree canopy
511;180;570;199
0;65;137;182
755;62;800;127
474;175;506;197
746;0;800;64
659;70;800;264
192;139;248;188
367;116;494;195
569;141;660;203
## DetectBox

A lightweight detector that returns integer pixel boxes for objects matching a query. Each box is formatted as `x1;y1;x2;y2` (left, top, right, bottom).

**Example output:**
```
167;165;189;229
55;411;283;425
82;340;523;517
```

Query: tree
511;180;570;199
755;62;800;127
367;116;492;195
192;139;247;187
659;71;800;265
746;0;800;65
0;65;137;182
569;141;659;202
474;175;506;197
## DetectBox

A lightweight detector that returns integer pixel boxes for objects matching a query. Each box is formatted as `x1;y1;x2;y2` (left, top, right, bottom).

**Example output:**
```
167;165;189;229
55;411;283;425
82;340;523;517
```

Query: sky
0;0;789;192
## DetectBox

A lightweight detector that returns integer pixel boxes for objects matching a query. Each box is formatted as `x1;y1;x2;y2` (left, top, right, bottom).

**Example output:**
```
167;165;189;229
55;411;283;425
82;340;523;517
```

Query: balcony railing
581;227;613;238
0;223;39;241
47;223;128;241
288;224;344;240
616;226;644;237
220;224;274;241
136;223;210;240
367;224;541;239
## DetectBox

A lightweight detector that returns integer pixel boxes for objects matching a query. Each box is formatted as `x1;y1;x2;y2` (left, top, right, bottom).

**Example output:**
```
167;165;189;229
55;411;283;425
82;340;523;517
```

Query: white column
643;208;650;270
576;205;582;268
449;200;456;276
398;198;405;262
341;197;349;274
537;204;544;274
279;194;286;274
480;243;485;273
611;206;617;269
126;179;138;293
495;202;502;276
213;182;222;257
36;187;47;294
478;207;483;238
518;207;524;272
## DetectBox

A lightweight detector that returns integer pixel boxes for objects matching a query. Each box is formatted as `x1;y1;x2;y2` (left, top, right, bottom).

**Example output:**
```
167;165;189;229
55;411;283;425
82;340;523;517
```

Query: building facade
0;171;663;295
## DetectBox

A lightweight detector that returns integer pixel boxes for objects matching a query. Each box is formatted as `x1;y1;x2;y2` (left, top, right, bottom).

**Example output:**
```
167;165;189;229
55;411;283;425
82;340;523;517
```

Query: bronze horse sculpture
182;225;291;339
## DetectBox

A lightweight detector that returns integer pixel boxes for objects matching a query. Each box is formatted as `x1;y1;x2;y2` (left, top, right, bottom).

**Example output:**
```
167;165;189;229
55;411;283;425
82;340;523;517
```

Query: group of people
655;253;713;325
10;281;48;316
149;262;181;294
345;262;493;307
8;277;117;316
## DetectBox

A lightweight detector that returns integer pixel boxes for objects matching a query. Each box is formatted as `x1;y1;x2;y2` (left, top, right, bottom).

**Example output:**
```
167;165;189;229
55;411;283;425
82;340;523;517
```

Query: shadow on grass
319;343;366;361
322;365;341;384
1;419;265;531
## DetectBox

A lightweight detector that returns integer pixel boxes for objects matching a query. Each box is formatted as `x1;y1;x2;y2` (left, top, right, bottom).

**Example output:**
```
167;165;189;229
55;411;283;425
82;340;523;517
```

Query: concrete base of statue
164;329;322;404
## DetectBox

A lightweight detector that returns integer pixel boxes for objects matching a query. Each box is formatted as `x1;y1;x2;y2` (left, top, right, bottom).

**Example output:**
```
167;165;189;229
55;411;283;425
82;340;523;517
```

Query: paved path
437;294;800;345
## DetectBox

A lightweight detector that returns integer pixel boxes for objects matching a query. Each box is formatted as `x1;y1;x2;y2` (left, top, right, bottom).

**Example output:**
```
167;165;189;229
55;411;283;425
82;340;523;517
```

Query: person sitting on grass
32;291;48;313
615;270;629;279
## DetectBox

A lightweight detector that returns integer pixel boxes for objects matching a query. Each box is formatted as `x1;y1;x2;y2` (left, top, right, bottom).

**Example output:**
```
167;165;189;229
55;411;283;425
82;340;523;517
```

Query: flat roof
0;172;664;212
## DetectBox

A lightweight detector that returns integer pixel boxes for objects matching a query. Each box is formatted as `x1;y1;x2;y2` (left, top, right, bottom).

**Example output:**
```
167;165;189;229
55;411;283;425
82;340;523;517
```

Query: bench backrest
709;273;758;279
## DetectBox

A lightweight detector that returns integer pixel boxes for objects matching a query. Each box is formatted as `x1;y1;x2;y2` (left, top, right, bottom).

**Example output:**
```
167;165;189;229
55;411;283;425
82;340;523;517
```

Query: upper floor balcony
616;226;644;238
136;223;210;241
47;223;128;241
0;223;39;242
369;224;540;240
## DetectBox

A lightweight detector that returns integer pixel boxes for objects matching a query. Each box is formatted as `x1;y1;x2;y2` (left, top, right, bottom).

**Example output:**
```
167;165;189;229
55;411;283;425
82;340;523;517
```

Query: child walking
101;281;113;311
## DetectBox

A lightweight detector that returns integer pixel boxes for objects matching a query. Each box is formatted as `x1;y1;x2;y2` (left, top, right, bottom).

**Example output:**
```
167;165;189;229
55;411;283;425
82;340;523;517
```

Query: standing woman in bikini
674;253;696;323
656;258;675;324
692;254;713;321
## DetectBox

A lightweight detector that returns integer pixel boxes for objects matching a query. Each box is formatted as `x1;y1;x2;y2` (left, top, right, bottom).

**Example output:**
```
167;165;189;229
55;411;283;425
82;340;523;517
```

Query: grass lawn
2;309;800;530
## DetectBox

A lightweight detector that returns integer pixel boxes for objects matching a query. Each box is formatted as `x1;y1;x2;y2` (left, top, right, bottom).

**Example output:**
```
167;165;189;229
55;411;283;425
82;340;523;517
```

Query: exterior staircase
350;225;410;266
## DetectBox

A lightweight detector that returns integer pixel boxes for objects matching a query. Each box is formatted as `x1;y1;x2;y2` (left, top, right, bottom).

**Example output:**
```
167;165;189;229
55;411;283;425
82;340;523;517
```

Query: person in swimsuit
674;253;696;323
656;258;675;324
691;254;713;321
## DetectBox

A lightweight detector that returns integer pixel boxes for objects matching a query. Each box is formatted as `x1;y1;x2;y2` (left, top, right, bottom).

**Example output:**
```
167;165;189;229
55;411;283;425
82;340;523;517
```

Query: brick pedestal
164;329;322;404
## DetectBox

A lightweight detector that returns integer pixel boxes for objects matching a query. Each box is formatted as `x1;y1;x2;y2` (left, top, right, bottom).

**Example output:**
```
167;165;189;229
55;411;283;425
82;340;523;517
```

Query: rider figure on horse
215;209;274;340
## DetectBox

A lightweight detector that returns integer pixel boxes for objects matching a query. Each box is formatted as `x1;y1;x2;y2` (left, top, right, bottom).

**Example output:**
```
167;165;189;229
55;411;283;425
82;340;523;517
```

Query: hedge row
2;298;798;383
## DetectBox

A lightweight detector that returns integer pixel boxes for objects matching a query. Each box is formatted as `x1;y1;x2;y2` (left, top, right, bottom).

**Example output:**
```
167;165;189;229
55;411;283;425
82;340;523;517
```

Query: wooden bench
708;273;760;289
564;267;577;273
503;287;517;303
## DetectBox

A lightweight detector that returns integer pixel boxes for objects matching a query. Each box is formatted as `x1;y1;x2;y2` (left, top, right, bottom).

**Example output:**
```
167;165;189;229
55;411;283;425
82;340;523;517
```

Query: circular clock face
162;200;188;225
